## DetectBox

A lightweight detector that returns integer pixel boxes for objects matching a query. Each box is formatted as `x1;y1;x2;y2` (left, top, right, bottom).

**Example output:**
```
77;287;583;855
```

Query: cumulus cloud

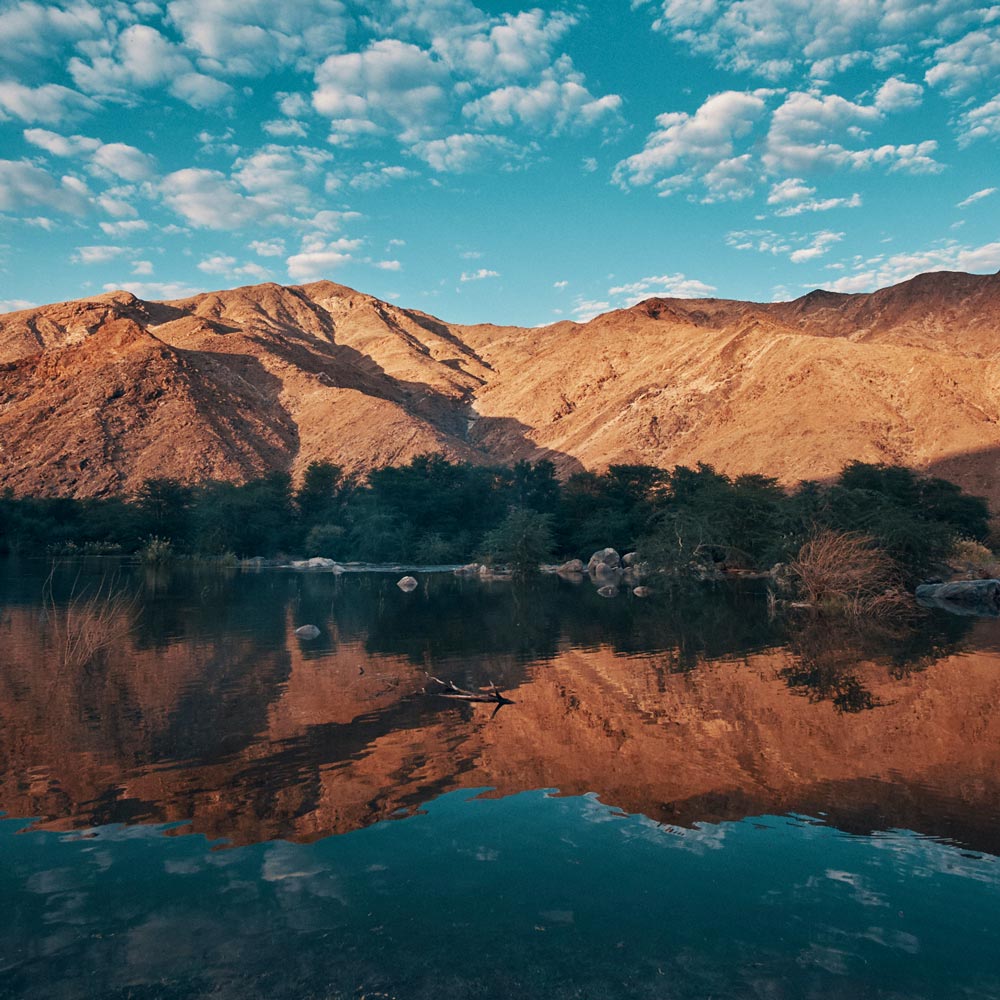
103;280;204;300
160;168;265;229
72;244;127;264
0;81;97;124
727;227;844;262
874;76;923;112
957;92;1000;145
613;89;772;195
27;130;159;182
286;236;362;280
607;273;717;301
165;0;350;75
640;0;972;79
925;25;1000;98
460;268;499;281
820;240;1000;293
0;1;105;69
462;58;623;135
409;132;532;172
313;39;450;137
67;24;232;108
764;90;941;174
0;159;90;214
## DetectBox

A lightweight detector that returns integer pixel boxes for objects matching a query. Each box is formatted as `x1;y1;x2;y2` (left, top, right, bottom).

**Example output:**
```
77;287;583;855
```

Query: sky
0;0;998;326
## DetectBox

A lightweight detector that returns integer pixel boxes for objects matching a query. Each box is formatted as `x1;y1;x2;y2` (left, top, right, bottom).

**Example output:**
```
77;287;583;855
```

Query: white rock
397;576;418;592
295;625;321;639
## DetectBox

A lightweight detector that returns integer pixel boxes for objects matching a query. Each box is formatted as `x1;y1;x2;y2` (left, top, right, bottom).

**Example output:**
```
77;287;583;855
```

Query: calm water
1;559;999;999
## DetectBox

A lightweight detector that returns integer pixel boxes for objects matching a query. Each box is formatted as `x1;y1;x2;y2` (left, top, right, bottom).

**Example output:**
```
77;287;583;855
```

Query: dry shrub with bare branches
42;569;139;669
790;530;910;617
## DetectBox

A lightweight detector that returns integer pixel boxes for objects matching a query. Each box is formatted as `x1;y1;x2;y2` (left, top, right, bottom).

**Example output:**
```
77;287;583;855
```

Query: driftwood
425;675;514;718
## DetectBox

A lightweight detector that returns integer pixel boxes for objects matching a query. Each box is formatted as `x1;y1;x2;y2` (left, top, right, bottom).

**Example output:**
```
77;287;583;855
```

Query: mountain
2;270;999;506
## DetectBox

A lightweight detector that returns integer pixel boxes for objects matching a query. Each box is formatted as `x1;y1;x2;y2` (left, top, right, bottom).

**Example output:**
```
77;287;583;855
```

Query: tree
481;508;555;577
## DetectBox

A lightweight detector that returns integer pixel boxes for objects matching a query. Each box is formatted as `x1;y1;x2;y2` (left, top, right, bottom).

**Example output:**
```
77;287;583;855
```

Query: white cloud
820;240;1000;293
103;280;203;300
349;164;418;190
375;259;401;270
72;244;127;264
642;0;973;79
409;132;532;172
0;81;97;124
957;187;997;209
788;230;843;263
0;1;104;69
99;219;149;236
313;39;450;137
431;8;579;86
0;159;90;215
160;168;267;229
0;298;37;313
765;177;864;217
24;129;156;181
764;91;941;175
286;237;362;280
727;227;844;262
462;59;623;135
571;298;611;321
957;92;1000;146
169;72;234;109
874;77;923;112
460;268;499;281
197;253;272;281
613;90;772;192
925;25;1000;98
263;118;309;138
132;260;154;275
165;0;350;75
69;25;190;98
607;273;717;301
553;280;569;289
250;238;286;257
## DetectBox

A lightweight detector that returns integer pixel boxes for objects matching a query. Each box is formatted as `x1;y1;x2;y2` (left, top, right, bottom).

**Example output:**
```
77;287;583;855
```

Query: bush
139;535;174;565
481;508;555;577
304;523;345;558
789;530;908;617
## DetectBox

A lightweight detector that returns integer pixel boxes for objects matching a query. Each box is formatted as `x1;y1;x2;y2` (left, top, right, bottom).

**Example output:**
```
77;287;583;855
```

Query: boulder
294;624;321;640
307;556;337;568
597;585;618;598
397;576;419;592
915;579;1000;617
587;548;620;574
622;552;638;567
557;559;585;575
454;563;482;576
632;586;652;598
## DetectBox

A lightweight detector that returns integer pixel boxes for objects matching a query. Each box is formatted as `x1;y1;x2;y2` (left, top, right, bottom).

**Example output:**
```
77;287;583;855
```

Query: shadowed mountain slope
1;270;998;503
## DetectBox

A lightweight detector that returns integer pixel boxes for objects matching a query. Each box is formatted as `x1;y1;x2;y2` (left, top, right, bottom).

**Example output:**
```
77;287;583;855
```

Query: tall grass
42;568;139;669
790;530;910;618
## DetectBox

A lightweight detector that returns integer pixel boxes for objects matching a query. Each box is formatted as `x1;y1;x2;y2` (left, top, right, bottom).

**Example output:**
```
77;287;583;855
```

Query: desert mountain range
2;269;999;506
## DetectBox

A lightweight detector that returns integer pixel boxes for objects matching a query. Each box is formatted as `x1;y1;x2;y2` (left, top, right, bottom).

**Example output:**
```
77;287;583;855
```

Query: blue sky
0;0;998;326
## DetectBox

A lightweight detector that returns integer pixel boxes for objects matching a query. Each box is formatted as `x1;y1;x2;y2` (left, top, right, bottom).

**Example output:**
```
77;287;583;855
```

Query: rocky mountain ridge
2;269;999;506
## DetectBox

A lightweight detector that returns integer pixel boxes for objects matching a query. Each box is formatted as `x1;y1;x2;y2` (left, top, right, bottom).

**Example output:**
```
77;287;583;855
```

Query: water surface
1;560;998;998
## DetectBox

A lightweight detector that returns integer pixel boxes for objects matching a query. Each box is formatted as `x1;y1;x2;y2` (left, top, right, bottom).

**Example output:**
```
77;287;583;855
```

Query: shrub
139;535;174;564
481;508;555;577
789;529;909;617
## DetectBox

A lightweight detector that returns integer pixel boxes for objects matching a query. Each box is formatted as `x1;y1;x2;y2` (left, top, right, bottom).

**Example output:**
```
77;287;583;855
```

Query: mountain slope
1;270;999;505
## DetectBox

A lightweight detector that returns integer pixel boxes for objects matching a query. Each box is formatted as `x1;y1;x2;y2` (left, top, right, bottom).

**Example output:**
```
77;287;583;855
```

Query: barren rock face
2;269;1000;504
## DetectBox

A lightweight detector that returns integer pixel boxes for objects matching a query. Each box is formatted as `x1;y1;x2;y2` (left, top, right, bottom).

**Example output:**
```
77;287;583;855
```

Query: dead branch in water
425;674;514;717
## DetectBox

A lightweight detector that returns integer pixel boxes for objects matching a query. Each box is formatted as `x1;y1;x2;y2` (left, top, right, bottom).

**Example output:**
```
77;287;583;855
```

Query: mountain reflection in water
0;559;996;854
